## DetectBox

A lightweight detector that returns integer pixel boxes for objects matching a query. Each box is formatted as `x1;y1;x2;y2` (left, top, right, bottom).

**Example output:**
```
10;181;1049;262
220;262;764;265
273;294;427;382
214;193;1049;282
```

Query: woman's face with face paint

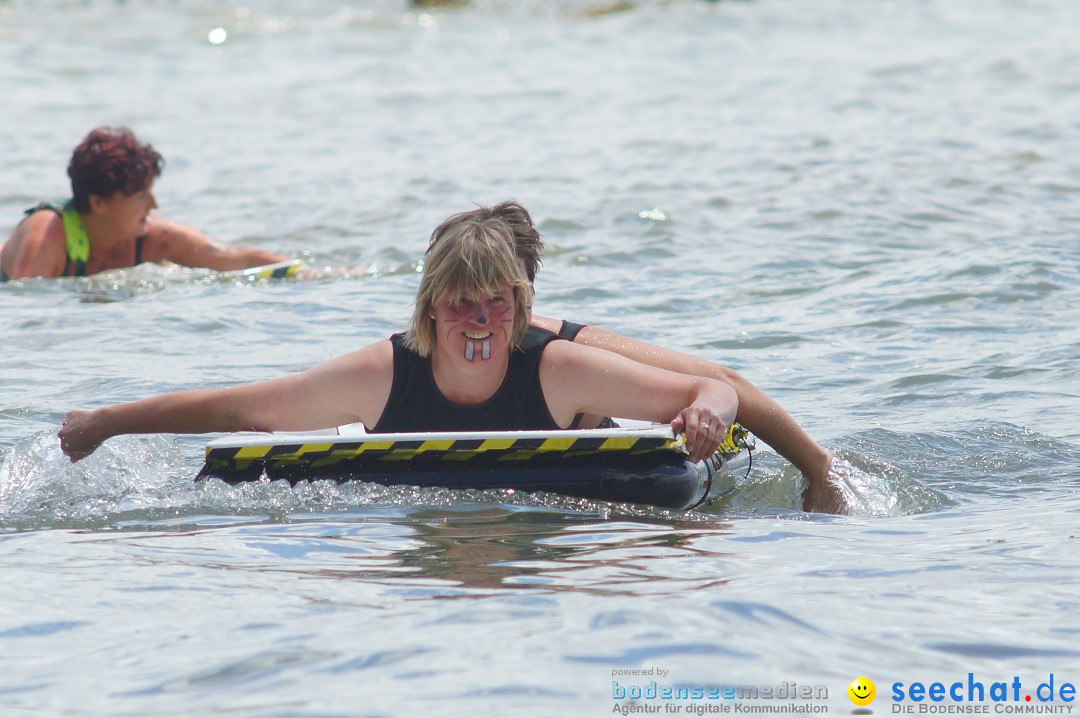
433;286;516;364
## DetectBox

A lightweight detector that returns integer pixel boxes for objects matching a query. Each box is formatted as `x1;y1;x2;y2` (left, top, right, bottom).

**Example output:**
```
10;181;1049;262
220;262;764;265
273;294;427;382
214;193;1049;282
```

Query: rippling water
2;0;1079;716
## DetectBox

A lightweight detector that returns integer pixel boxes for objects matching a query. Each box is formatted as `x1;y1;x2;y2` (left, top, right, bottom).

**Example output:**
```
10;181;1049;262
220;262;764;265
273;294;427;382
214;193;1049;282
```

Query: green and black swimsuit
0;200;146;282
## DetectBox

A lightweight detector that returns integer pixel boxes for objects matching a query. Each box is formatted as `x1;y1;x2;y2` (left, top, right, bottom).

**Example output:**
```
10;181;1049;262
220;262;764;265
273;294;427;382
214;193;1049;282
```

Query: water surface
2;1;1079;715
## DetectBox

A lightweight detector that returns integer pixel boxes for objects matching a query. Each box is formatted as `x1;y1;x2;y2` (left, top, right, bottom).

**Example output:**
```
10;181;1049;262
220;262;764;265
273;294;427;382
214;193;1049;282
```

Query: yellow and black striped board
225;259;305;281
197;421;751;510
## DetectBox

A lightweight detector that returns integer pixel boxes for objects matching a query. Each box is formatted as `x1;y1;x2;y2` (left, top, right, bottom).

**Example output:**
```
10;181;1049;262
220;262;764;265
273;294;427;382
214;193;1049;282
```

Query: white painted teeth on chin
464;339;491;361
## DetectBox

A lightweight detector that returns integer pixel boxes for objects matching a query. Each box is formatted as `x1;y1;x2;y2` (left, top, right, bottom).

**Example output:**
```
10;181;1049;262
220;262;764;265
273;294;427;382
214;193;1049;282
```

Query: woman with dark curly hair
0;126;287;281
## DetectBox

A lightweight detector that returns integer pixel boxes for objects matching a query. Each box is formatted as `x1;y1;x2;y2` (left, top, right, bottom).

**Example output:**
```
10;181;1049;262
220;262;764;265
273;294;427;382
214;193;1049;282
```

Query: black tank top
372;326;567;433
558;320;587;341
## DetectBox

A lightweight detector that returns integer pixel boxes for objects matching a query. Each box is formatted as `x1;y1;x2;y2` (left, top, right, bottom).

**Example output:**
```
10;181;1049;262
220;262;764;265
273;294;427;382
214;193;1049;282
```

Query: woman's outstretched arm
60;340;394;461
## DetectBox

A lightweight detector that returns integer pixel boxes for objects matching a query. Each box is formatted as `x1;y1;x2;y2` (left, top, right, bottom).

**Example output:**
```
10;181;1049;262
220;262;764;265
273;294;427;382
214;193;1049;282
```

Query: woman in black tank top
59;203;738;467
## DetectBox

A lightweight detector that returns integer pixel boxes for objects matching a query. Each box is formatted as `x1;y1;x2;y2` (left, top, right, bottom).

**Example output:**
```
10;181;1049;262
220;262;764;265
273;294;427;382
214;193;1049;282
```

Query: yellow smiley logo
848;676;876;706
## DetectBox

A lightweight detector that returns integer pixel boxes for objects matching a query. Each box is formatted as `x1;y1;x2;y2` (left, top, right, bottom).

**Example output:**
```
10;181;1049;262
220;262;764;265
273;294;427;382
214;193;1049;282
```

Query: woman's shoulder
19;205;65;234
297;338;396;400
521;324;559;347
338;337;396;367
539;334;630;380
536;331;585;366
2;210;67;278
141;215;202;250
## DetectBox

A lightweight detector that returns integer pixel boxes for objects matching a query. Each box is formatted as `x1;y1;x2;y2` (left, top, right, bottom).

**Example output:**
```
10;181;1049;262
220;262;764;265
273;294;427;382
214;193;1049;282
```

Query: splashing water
824;451;949;518
0;430;185;528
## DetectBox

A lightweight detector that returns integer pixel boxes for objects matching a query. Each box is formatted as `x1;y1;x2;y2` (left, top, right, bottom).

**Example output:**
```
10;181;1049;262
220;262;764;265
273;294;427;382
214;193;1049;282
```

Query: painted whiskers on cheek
488;303;515;359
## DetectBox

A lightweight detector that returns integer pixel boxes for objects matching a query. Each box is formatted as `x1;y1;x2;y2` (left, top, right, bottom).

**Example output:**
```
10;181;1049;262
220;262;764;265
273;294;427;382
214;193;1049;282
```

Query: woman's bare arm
60;340;394;461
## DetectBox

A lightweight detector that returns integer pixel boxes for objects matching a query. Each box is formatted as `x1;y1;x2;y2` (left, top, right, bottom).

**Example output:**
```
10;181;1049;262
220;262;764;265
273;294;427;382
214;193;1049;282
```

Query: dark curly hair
67;126;164;213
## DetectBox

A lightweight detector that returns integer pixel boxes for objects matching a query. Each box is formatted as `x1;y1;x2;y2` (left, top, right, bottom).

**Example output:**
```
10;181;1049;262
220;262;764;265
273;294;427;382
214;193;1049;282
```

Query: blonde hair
405;208;531;357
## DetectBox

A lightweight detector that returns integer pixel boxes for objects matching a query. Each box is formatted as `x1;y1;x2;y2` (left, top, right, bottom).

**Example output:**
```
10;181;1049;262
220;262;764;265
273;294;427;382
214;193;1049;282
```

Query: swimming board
226;259;304;281
197;420;752;510
64;259;305;301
